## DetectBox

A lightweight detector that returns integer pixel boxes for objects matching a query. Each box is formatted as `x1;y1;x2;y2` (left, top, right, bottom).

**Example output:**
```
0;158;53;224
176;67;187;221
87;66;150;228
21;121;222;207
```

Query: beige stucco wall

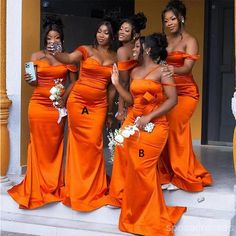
21;0;40;165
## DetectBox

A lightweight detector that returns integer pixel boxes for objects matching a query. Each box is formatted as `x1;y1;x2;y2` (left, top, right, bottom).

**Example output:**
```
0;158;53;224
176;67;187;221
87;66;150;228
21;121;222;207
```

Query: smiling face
164;10;180;34
118;22;133;43
46;30;61;46
96;24;110;46
132;39;141;60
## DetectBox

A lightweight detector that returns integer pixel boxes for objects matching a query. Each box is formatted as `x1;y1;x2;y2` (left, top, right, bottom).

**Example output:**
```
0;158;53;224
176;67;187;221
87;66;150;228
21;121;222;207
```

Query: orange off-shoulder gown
8;60;77;209
118;77;186;236
108;60;137;207
62;46;113;211
158;51;213;192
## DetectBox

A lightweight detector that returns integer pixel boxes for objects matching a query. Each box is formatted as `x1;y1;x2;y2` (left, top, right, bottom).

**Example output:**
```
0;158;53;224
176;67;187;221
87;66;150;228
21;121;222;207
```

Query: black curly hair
139;33;168;63
120;12;147;40
42;15;64;48
161;0;186;35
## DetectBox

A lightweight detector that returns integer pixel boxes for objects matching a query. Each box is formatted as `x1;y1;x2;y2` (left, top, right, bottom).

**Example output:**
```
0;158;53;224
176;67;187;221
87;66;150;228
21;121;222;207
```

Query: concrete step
1;207;234;236
1;192;235;236
163;187;236;213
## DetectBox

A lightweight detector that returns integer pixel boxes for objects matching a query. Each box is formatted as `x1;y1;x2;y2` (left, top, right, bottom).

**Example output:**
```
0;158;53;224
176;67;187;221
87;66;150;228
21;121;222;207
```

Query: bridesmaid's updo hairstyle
161;0;186;34
140;33;168;63
120;12;147;40
42;15;64;48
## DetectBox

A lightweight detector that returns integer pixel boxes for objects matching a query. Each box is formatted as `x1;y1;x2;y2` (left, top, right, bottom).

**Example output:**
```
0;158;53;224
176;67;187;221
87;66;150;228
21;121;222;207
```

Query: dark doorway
202;0;235;145
41;0;134;51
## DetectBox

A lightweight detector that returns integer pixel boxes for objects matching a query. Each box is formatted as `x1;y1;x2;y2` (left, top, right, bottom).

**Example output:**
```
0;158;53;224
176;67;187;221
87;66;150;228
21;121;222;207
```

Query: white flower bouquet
49;78;67;123
107;116;155;161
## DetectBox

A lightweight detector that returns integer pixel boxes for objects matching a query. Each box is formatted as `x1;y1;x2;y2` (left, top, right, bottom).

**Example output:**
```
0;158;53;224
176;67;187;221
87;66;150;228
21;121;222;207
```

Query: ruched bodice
166;51;199;99
32;60;77;105
69;46;112;107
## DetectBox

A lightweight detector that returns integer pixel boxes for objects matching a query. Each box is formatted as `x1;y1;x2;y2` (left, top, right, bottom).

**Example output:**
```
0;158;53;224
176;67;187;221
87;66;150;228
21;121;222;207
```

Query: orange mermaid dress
8;60;77;209
158;51;213;191
62;46;113;211
108;60;137;207
118;78;186;236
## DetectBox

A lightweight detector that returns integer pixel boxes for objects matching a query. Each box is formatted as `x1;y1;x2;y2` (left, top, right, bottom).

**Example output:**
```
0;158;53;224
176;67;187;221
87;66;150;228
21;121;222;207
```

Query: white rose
121;129;131;138
50;87;58;94
115;134;124;144
49;94;56;101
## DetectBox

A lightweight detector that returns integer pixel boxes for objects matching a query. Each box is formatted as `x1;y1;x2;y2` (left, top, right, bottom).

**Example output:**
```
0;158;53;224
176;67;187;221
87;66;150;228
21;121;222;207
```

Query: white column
6;0;22;176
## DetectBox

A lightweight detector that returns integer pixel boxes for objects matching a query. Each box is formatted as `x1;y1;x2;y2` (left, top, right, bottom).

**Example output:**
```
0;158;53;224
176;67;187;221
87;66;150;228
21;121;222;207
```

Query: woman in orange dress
108;12;147;207
49;20;117;211
159;0;212;191
8;16;78;209
110;33;186;235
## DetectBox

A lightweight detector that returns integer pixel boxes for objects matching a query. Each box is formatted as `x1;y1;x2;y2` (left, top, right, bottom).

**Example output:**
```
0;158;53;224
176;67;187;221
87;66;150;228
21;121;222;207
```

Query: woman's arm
106;83;116;129
173;37;199;75
135;71;177;129
53;50;83;64
111;63;133;106
116;47;131;121
47;44;84;64
61;71;78;107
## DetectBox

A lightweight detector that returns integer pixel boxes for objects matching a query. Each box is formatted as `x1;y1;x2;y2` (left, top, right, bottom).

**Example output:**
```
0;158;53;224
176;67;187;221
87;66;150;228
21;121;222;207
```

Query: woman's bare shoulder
184;32;198;45
117;46;131;60
30;50;46;61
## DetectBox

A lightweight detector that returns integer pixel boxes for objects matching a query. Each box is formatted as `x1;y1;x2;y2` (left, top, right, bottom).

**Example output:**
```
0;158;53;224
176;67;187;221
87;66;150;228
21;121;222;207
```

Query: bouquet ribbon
57;107;67;123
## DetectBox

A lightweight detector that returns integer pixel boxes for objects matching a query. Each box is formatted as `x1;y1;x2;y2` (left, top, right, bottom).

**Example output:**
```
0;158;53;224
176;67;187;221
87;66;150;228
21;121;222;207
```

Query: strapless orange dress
158;51;213;191
118;78;186;236
62;46;113;211
108;60;138;207
8;60;77;209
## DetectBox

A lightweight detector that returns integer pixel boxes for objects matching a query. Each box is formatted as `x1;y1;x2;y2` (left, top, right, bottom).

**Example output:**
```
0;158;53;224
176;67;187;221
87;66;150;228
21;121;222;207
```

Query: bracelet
115;112;124;118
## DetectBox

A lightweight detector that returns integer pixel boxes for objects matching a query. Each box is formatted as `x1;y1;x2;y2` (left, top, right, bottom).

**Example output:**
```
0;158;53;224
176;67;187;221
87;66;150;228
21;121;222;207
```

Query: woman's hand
24;73;37;86
106;113;113;129
47;42;62;56
111;63;120;87
135;115;152;130
115;108;126;123
55;97;66;108
161;64;174;80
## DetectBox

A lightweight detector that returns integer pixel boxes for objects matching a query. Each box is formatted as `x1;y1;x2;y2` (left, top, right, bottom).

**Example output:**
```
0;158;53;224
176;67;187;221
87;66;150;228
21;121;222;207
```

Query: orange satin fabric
117;60;138;71
108;60;138;207
158;51;213;192
8;60;77;209
167;51;200;99
116;79;186;235
62;46;112;211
